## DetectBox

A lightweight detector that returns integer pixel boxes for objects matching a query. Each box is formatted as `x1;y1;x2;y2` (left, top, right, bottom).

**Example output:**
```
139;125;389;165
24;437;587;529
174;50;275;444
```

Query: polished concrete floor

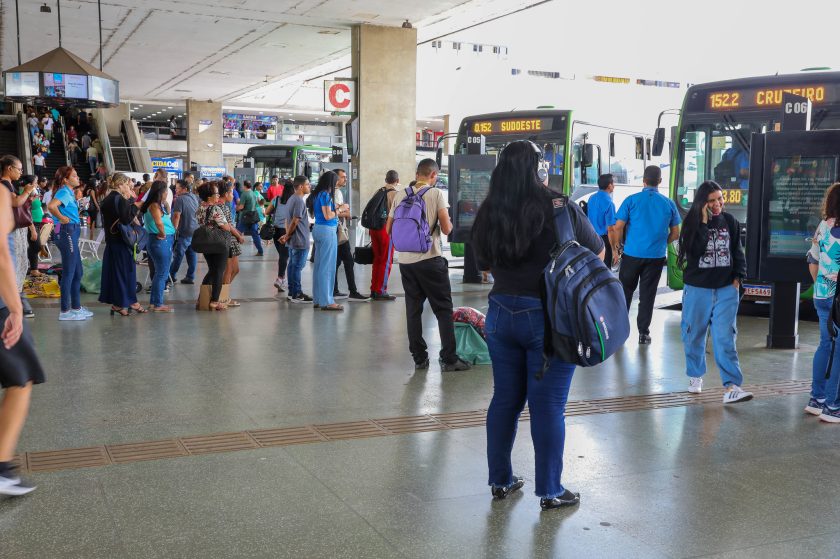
1;248;836;558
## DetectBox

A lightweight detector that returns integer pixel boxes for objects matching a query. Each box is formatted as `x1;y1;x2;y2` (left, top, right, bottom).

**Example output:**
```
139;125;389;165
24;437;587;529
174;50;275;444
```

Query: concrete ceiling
0;0;532;107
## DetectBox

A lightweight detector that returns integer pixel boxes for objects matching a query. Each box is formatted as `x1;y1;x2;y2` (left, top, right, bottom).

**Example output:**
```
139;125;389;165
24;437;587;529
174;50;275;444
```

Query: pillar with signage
350;24;417;210
186;99;223;169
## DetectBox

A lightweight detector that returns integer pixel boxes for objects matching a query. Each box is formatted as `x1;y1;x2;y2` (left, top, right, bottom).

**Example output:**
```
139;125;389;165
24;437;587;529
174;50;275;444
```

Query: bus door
608;131;646;210
570;125;604;207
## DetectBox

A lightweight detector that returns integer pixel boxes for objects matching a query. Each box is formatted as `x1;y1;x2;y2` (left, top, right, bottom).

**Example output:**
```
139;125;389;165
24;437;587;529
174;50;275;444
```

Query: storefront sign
198;165;226;179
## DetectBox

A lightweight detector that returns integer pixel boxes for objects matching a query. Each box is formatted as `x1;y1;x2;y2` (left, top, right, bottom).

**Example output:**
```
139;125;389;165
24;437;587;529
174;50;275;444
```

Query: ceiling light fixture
401;20;412;29
40;3;51;13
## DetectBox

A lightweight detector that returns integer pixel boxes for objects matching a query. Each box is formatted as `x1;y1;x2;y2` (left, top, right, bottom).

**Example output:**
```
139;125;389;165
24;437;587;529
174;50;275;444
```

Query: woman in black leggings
271;180;294;292
196;182;236;310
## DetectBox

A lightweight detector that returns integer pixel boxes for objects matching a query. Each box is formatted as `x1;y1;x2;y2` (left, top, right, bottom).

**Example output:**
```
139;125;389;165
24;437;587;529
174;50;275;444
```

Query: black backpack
361;187;390;230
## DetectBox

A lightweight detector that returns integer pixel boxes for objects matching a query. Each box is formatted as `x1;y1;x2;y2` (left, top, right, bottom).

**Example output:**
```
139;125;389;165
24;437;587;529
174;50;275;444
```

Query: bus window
609;132;645;184
573;142;601;186
679;130;706;207
542;142;565;190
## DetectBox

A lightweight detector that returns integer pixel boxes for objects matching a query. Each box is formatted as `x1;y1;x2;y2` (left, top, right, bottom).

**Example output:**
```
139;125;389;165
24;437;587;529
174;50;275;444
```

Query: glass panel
677;130;706;210
609;133;645;184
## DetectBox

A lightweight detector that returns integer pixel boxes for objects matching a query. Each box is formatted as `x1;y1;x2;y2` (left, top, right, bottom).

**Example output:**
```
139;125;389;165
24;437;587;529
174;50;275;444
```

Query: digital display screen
468;117;553;136
89;76;117;104
707;85;831;111
43;73;88;99
455;168;493;229
767;155;837;257
4;72;39;96
721;188;744;206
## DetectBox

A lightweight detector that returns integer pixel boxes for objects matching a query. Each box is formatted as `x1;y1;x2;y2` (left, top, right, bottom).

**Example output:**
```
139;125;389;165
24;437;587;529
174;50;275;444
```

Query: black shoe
372;291;397;301
181;278;194;285
349;291;370;302
540;489;580;510
415;358;430;370
491;476;525;500
639;334;651;345
23;309;35;319
333;291;349;300
441;358;472;372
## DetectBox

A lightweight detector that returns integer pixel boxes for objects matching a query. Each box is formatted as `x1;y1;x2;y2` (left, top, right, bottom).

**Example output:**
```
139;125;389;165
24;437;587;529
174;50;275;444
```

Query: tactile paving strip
15;379;812;474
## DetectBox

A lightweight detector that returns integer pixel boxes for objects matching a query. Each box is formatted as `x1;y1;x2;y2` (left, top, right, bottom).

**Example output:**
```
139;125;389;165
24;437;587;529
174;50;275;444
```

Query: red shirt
266;184;283;201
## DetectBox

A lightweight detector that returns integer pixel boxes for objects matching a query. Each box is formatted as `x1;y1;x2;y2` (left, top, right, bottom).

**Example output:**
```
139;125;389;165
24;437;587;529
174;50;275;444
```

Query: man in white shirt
41;115;54;142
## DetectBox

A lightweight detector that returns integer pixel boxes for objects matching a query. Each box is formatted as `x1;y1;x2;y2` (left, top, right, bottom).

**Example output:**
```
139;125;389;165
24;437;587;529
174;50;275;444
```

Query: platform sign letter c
329;83;351;110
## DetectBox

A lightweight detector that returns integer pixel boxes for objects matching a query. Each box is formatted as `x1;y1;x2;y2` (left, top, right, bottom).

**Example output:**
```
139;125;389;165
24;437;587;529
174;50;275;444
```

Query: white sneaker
58;311;85;321
280;278;288;291
273;277;282;289
75;307;94;318
723;385;754;404
0;474;36;496
688;377;703;394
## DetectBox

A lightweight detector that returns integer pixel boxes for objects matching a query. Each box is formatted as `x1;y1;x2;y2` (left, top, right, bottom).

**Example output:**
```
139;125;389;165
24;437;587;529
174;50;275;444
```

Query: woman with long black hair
677;180;752;404
308;171;350;311
142;180;176;312
271;181;294;292
472;141;603;511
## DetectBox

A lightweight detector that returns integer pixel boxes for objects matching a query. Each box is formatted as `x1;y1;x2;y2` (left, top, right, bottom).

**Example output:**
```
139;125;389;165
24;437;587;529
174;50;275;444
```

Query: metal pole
57;0;62;47
14;0;21;65
97;0;103;70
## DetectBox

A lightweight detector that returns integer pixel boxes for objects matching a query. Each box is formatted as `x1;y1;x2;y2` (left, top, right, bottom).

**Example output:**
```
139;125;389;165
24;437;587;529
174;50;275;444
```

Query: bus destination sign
469;117;554;136
707;85;830;111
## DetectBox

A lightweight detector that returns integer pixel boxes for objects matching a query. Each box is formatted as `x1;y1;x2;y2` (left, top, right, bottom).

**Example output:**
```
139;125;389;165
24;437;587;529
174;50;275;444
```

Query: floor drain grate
16;379;813;474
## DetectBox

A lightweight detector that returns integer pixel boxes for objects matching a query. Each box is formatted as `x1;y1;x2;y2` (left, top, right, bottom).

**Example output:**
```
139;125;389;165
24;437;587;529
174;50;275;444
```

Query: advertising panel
4;72;39;96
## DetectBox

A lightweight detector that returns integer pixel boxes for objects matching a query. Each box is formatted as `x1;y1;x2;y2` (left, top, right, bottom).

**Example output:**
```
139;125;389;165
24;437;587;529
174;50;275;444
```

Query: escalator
0;117;19;158
109;133;132;171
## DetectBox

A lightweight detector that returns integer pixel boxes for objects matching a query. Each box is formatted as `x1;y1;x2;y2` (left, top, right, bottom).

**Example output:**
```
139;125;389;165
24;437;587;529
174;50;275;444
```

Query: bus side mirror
436;147;443;169
652;128;666;157
583;144;595;167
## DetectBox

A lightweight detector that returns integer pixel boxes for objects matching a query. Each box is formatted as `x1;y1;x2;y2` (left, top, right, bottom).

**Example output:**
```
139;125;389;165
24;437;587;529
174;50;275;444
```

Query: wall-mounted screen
4;72;39;96
767;155;838;257
455;168;492;229
89;76;117;104
43;73;88;98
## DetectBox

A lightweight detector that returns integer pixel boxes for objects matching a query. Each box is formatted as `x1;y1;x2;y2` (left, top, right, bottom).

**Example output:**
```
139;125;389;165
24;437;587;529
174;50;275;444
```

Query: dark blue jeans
56;223;82;312
170;234;197;281
287;247;309;297
237;221;263;255
148;235;174;307
485;294;576;499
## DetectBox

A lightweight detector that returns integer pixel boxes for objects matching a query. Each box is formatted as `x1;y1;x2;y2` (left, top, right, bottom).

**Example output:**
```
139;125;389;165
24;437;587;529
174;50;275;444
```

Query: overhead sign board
151;157;183;173
324;79;356;113
198;166;226;179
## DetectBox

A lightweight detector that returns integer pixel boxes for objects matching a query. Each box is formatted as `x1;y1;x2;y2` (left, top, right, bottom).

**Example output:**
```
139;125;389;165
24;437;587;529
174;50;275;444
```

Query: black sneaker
639;334;651;345
372;292;397;301
491;476;525;500
415;358;430;370
289;293;313;304
540;489;580;510
23;309;35;319
349;291;371;302
441;358;472;372
333;291;349;300
181;278;195;285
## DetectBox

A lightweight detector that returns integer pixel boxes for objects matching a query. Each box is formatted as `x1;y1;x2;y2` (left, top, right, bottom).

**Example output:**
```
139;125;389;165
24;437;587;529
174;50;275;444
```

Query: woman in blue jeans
472;141;604;511
308;171;349;311
141;181;176;312
807;182;840;422
47;166;92;321
677;181;752;404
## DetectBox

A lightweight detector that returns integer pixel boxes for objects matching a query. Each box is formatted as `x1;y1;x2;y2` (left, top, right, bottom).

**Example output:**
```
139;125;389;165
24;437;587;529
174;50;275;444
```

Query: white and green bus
654;71;840;297
245;144;333;185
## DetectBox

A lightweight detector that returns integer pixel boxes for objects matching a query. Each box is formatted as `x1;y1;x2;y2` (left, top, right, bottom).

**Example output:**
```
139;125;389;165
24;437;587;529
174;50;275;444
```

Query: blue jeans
237;221;263;254
812;297;840;407
56;223;82;312
681;284;744;386
169;235;197;281
485;294;576;499
148;235;174;307
287;247;309;297
312;224;337;306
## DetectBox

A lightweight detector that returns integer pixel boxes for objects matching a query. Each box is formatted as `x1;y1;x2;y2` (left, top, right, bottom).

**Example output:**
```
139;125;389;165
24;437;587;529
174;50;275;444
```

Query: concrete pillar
186;99;223;168
351;24;417;204
101;103;130;136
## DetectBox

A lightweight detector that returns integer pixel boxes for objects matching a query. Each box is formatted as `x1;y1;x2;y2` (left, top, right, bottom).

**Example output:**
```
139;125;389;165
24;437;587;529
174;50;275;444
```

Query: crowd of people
2;141;840;515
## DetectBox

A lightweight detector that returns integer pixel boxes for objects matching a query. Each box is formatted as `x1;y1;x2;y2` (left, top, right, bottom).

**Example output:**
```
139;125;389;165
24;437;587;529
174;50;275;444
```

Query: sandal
322;304;344;311
150;305;175;313
209;302;227;311
225;299;241;307
129;304;148;314
110;306;130;317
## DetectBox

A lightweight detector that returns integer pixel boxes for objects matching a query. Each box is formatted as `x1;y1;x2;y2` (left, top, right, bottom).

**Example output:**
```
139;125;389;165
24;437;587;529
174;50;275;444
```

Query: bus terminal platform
0;255;836;559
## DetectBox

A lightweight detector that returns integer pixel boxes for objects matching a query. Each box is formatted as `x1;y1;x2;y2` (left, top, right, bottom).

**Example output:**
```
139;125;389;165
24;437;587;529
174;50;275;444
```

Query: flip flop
322;304;343;311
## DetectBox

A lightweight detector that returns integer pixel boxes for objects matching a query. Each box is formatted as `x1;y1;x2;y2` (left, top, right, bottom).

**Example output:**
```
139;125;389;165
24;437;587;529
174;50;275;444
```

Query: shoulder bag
110;195;148;250
192;206;230;255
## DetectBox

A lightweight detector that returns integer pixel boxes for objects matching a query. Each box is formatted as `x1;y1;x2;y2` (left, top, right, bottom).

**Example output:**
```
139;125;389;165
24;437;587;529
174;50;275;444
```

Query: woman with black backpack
677;181;752;404
472;141;603;511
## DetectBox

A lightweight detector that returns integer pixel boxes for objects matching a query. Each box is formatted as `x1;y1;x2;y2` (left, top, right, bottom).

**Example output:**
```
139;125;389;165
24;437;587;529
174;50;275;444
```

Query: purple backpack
391;186;433;253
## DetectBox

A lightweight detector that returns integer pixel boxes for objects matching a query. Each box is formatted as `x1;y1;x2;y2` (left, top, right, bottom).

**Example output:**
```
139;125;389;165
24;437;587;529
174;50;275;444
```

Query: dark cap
643;165;662;184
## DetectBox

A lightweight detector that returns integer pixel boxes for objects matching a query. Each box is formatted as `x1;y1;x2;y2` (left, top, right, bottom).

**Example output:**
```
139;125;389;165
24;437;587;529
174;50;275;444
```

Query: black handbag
240;210;259;226
110;196;148;249
192;207;230;254
354;243;374;265
259;218;276;241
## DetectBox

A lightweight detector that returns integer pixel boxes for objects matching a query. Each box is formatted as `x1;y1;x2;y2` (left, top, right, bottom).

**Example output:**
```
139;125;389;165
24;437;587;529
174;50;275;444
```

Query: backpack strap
551;196;576;246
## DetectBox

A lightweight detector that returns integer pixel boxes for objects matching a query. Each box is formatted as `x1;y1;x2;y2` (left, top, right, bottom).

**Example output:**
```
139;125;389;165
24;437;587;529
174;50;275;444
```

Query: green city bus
655;71;840;298
245;144;333;184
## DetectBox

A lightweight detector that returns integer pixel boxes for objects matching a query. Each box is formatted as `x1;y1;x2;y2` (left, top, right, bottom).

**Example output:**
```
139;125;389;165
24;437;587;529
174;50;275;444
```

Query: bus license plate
743;284;772;297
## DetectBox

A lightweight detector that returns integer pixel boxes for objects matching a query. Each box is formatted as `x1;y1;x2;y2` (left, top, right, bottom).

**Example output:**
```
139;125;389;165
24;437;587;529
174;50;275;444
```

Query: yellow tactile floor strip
16;379;811;474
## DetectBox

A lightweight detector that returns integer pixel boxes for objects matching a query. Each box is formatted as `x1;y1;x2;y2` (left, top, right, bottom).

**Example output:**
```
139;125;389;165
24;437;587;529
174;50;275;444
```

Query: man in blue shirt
614;166;681;345
587;173;618;267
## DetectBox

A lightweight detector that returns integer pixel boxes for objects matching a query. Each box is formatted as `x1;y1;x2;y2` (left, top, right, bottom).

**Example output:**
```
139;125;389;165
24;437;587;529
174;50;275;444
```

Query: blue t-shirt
54;186;80;224
144;207;177;235
586;190;616;236
230;188;240;217
616;187;681;259
313;191;337;226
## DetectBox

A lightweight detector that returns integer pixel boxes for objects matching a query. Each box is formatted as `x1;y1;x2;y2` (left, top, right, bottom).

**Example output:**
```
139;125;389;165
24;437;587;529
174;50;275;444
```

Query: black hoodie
682;211;746;289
